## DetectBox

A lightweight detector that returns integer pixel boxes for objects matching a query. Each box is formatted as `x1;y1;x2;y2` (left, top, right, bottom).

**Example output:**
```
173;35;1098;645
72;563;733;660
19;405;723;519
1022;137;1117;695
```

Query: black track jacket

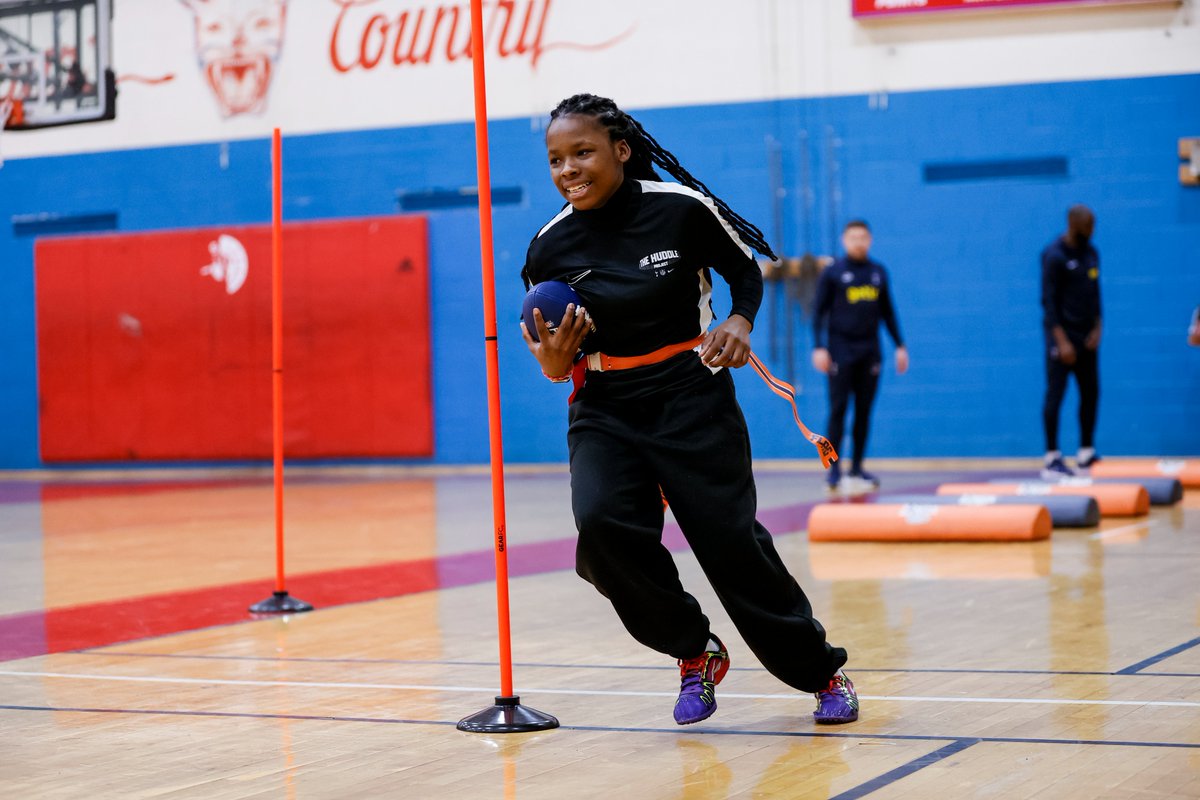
523;179;763;396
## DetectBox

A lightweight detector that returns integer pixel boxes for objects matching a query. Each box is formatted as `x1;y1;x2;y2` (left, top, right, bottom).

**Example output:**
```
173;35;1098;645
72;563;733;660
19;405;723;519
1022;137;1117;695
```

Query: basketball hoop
0;98;11;169
0;96;21;168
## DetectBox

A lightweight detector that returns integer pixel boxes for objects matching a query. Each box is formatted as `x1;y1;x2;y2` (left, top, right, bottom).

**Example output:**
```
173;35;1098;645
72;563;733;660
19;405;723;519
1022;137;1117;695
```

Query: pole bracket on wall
1180;138;1199;187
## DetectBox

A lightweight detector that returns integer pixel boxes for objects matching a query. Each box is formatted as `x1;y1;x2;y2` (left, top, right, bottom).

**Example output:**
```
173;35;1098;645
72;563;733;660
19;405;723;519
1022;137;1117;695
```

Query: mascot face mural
180;0;288;117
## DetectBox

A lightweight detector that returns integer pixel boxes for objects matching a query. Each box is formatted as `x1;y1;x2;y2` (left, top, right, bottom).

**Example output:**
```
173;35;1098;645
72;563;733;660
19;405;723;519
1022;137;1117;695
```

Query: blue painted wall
1;73;1197;468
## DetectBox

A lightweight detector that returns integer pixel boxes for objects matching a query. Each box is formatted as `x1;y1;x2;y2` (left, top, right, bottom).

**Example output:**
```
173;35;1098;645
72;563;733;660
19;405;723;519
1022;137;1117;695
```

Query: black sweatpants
567;365;848;694
826;351;881;472
1043;345;1099;452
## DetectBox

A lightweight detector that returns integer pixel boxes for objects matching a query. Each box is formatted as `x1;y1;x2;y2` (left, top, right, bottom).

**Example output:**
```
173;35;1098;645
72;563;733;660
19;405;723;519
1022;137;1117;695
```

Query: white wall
3;0;1198;159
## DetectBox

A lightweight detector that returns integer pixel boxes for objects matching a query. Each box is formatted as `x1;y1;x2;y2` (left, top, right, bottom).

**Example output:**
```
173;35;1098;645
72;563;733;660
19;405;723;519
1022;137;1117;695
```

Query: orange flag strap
747;352;838;468
561;343;837;470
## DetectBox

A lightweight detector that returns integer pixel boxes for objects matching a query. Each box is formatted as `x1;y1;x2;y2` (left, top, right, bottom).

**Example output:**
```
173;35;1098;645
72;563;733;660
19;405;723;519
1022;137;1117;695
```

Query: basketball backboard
0;0;114;130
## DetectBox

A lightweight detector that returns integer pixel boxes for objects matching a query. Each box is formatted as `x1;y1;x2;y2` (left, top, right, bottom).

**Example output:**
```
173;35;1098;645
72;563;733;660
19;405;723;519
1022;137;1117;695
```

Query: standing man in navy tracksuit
811;220;908;492
1040;205;1102;480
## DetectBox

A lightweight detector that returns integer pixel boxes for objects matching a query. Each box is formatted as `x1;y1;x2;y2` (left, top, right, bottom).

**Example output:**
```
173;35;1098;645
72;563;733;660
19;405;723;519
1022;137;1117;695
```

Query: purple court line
829;739;978;800
0;611;47;660
0;483;42;503
74;652;1200;679
1116;636;1200;675
2;705;1199;751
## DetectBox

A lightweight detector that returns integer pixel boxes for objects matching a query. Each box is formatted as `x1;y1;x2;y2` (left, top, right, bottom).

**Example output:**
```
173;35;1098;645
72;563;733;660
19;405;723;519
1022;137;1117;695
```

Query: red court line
0;497;828;662
0;560;437;662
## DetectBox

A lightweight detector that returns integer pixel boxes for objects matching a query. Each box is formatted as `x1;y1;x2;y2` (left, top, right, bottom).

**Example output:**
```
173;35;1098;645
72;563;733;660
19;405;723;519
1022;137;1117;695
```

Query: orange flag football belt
746;352;838;468
583;335;706;372
574;337;838;468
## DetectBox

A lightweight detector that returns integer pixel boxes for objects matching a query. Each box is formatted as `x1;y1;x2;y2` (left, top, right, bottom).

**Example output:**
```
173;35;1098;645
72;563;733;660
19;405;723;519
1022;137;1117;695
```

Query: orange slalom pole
249;130;311;615
272;128;285;594
455;0;556;733
468;11;513;703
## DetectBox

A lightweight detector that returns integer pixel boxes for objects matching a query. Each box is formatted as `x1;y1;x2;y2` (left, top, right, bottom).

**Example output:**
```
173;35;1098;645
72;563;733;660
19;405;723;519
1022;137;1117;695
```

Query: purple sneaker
813;670;859;724
673;637;730;725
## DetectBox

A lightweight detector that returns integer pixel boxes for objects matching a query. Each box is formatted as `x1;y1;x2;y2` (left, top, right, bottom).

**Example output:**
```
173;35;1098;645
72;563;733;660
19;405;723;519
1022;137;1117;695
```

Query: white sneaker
1040;457;1075;482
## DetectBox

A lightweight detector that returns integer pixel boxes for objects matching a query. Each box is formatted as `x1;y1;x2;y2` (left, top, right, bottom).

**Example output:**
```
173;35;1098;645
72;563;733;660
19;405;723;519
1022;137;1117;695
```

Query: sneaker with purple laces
813;670;859;724
673;636;730;725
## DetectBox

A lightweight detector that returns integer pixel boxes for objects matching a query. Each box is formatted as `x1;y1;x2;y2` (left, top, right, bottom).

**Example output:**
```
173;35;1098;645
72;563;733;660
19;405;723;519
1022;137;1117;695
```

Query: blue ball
522;281;581;342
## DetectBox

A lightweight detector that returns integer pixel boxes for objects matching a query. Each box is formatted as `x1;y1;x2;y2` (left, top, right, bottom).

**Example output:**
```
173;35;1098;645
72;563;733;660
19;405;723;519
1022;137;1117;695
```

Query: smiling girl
520;93;858;727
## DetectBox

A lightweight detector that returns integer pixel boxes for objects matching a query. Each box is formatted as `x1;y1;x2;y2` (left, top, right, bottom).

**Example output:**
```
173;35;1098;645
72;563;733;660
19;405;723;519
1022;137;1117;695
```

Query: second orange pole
249;129;311;615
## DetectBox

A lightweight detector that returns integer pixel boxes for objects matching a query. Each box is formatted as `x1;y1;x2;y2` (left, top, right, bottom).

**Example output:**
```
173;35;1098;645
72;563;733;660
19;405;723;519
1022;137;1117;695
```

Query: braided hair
549;93;778;261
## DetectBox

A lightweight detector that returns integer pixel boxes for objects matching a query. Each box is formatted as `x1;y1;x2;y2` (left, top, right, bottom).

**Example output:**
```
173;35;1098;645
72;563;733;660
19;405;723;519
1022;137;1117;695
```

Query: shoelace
678;666;714;705
817;675;859;713
818;674;848;696
678;655;717;696
679;655;706;676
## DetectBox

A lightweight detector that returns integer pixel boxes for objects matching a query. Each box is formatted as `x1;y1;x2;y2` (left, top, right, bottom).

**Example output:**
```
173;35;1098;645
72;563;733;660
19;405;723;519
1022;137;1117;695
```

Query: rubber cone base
249;590;314;614
457;695;560;733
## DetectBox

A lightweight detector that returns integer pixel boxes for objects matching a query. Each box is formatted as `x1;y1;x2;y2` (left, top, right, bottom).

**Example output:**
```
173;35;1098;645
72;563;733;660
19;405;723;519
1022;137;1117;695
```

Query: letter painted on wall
326;0;630;73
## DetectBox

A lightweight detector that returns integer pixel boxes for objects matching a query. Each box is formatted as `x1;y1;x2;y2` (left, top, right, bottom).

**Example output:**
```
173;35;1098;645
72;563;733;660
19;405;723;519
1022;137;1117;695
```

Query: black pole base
249;590;314;615
457;695;560;733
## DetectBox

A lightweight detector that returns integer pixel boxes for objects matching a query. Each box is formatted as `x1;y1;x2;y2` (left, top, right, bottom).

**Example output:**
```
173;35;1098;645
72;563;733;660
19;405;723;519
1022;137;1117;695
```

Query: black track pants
1043;346;1099;452
826;353;881;472
567;367;848;693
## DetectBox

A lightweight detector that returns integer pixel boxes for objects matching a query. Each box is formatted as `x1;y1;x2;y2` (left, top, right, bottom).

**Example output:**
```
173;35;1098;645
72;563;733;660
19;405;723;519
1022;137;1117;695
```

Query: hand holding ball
521;281;594;342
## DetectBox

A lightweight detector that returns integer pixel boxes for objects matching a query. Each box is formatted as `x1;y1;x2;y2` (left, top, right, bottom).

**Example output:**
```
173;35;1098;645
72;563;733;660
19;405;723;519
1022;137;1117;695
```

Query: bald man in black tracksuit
1040;205;1102;480
811;220;907;492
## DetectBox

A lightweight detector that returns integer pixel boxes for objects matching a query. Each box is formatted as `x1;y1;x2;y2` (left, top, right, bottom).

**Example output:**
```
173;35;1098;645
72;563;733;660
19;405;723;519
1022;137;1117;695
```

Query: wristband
543;369;572;383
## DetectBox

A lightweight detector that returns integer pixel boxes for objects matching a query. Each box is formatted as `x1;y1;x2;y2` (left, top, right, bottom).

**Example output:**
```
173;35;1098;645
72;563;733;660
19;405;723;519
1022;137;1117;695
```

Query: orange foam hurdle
938;482;1149;517
807;503;1050;542
1091;458;1200;488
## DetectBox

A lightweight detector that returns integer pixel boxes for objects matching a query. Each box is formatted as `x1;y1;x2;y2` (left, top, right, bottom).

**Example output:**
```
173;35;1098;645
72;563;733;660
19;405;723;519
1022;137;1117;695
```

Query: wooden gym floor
0;461;1197;799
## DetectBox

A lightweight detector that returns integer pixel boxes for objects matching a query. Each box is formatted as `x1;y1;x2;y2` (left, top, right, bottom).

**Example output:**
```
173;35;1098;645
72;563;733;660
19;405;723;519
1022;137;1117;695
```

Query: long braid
550;94;778;261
